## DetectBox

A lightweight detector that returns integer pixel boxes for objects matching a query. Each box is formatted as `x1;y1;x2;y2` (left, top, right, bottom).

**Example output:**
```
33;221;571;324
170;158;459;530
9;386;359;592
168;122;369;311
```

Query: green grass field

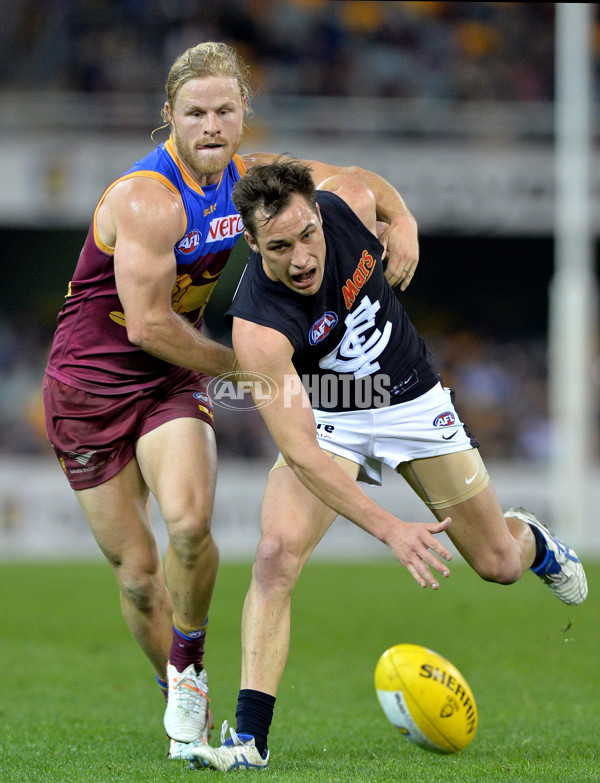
0;557;597;782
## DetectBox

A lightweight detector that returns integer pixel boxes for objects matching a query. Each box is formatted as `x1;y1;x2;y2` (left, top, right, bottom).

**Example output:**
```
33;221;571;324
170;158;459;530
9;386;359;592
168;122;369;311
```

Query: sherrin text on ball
375;643;478;753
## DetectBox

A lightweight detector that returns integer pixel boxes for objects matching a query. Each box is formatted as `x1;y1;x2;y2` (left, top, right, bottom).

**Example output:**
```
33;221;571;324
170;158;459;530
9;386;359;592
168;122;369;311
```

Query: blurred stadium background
0;1;598;560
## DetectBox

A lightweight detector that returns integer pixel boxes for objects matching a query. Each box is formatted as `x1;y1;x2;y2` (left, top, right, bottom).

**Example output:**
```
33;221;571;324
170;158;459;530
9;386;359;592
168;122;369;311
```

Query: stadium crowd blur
0;1;560;99
0;1;595;462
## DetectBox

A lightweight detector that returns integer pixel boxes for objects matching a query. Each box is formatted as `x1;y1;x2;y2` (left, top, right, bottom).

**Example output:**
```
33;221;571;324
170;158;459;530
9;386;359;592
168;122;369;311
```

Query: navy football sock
529;523;547;569
235;689;276;758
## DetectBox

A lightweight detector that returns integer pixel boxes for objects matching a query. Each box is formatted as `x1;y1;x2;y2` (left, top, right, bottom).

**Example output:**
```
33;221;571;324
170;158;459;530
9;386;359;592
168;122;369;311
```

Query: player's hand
386;516;452;590
378;213;419;291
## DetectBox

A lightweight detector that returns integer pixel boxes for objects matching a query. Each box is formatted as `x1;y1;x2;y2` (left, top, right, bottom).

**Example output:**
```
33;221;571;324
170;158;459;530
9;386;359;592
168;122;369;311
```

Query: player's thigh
75;457;159;570
135;416;217;527
442;482;518;566
400;450;517;570
261;452;360;567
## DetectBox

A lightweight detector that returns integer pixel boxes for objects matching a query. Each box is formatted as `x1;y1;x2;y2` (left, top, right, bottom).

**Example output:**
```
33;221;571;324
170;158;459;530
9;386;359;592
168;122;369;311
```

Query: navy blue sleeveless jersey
227;190;440;412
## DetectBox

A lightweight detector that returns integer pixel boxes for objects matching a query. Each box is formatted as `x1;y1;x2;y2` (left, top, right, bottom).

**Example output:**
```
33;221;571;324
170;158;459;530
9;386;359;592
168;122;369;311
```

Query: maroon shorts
42;371;214;490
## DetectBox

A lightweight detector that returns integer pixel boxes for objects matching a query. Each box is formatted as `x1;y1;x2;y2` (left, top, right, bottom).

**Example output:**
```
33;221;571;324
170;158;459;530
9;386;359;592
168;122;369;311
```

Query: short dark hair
232;158;316;239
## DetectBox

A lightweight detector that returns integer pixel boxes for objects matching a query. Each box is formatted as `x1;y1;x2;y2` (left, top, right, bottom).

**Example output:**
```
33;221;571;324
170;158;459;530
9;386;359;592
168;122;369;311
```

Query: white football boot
168;738;202;760
164;663;210;743
189;720;269;771
505;507;588;605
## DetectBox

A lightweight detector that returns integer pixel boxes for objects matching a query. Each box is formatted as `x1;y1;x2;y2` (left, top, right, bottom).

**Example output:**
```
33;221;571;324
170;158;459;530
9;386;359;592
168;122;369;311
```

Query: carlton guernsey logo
309;311;338;346
176;229;201;254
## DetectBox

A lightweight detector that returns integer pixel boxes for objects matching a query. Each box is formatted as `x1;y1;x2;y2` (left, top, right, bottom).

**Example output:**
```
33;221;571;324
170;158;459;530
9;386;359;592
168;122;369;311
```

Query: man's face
167;76;245;186
246;194;327;296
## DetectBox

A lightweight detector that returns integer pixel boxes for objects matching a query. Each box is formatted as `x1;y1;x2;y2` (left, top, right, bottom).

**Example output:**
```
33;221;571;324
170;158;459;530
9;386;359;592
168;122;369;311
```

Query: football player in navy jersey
190;159;587;772
43;43;422;759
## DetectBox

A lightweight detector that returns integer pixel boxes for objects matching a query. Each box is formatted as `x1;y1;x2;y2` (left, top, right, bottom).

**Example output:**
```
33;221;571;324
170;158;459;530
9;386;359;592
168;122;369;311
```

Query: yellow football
375;643;478;753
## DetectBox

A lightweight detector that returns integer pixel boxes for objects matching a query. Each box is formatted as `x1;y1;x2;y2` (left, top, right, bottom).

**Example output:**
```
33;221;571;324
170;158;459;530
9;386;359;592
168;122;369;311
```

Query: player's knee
117;567;161;613
474;552;521;586
103;546;162;611
167;512;213;563
253;534;303;592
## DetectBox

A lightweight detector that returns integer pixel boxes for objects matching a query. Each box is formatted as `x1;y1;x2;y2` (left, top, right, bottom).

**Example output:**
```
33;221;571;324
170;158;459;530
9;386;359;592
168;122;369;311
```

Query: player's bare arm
315;162;418;291
100;177;236;377
232;317;453;590
315;174;378;236
242;152;418;291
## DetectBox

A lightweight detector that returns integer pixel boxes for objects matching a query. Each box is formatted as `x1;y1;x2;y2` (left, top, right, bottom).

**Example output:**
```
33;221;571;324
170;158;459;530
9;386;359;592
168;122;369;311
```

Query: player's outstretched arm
242;152;418;291
232;318;452;590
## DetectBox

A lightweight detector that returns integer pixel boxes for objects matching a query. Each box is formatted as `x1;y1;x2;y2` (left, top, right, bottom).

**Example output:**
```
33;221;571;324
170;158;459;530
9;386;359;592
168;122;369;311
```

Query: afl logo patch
177;229;201;254
309;311;338;346
433;411;456;427
193;392;211;406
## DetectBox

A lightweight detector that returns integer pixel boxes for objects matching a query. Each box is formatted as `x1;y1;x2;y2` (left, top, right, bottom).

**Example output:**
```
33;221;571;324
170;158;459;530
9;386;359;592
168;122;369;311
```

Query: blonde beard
172;130;240;184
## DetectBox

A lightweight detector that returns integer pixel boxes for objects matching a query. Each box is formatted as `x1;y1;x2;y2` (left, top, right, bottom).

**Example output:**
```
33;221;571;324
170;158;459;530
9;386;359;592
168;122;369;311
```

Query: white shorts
313;382;476;486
